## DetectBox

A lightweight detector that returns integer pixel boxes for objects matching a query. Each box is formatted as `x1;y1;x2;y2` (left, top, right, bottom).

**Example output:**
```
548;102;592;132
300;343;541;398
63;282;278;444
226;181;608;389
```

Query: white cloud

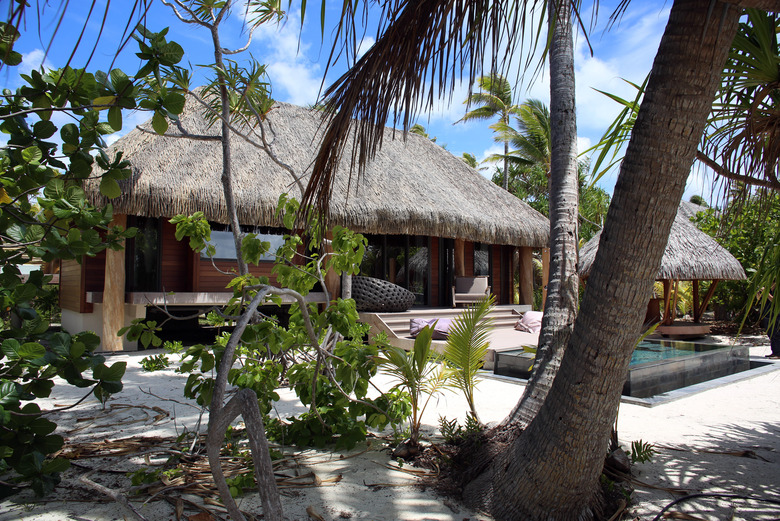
104;110;151;147
246;9;324;106
356;37;375;59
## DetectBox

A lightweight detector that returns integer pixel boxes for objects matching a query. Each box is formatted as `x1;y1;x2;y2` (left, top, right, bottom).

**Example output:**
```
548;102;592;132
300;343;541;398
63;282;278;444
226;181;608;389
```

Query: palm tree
303;0;752;518
456;74;520;190
488;99;552;176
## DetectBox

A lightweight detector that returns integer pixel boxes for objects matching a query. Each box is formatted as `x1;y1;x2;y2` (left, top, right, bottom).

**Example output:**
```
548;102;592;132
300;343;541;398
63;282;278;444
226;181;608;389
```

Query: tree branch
696;150;780;191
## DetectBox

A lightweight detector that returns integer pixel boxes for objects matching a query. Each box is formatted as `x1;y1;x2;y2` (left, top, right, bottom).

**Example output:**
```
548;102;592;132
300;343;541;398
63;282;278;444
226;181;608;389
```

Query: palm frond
301;0;549;218
443;295;495;420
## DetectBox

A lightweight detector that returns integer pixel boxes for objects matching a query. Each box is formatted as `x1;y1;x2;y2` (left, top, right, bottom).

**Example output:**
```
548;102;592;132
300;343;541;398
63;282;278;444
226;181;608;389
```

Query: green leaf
151;111;168;135
104;361;126;382
92;95;116;108
164;92;185;115
99;177;121;199
33;120;57;139
60;123;79;145
41;457;70;475
108;106;122;131
21;146;43;164
17;342;46;360
0;381;20;406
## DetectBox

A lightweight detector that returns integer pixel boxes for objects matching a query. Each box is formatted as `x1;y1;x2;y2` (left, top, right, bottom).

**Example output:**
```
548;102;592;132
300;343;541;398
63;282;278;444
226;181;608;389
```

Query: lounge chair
452;275;491;307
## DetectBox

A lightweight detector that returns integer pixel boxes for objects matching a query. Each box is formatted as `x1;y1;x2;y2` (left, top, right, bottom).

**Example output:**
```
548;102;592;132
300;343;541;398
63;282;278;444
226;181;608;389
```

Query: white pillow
515;310;543;333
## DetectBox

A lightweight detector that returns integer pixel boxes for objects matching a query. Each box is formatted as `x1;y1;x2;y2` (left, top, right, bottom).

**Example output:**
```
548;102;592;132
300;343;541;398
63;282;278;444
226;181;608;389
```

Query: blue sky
1;0;715;202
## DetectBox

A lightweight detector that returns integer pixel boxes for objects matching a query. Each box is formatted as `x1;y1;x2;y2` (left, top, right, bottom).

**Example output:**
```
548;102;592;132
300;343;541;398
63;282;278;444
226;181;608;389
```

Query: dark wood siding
195;260;277;292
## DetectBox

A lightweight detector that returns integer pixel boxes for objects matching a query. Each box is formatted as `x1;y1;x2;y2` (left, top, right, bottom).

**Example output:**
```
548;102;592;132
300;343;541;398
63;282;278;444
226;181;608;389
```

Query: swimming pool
626;339;750;398
493;339;752;398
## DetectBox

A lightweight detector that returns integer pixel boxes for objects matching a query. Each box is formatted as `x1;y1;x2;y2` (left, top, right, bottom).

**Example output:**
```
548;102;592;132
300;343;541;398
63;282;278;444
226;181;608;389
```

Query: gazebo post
692;280;701;322
697;279;720;323
662;279;673;325
669;280;680;325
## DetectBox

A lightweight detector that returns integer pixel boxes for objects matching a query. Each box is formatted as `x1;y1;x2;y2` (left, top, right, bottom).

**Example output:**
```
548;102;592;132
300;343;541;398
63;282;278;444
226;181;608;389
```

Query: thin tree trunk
503;0;579;428
212;21;249;277
464;1;740;518
503;140;509;191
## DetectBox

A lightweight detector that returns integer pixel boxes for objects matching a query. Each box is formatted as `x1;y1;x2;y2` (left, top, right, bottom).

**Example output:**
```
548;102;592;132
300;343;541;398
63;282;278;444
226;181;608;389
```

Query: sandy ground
1;335;779;521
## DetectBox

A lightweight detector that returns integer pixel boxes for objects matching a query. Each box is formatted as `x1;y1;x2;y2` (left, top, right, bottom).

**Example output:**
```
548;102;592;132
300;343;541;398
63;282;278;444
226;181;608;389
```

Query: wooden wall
59;259;90;313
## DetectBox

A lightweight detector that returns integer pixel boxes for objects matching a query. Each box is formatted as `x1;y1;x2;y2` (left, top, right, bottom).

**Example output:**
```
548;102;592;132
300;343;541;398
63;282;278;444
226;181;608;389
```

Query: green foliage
377;326;452;445
0;331;125;496
170;197;401;450
0;29;186;496
438;414;483;444
140;353;170;372
118;319;163;349
629;440;654;464
693;195;780;318
443;296;494;421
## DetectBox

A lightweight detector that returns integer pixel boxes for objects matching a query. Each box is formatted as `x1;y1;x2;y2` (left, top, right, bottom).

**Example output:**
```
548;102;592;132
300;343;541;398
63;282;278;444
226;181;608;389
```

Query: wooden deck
359;305;540;370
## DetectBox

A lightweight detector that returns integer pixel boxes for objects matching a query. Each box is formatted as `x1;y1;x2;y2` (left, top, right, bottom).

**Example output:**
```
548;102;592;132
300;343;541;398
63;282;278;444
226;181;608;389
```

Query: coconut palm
303;0;755;517
488;99;552;176
457;74;521;190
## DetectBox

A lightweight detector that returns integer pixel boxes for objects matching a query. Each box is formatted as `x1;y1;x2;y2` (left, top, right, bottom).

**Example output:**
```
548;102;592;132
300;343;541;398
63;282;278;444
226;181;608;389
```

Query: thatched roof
677;200;709;220
578;205;746;281
86;100;549;248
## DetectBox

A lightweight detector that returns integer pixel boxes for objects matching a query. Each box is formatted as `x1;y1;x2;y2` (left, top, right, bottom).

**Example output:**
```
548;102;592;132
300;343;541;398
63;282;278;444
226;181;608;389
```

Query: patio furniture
351;276;415;312
452;275;491;307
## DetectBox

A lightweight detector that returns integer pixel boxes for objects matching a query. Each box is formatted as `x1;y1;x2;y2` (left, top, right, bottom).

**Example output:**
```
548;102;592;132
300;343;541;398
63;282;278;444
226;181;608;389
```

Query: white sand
1;337;778;521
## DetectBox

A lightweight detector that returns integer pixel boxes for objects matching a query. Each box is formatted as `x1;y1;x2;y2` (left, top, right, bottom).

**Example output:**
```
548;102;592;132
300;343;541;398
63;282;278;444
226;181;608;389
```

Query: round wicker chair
351;276;415;312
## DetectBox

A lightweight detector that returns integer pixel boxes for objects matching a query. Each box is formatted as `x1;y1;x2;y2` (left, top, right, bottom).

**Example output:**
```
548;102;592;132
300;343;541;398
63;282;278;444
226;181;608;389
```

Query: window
474;243;491;277
202;224;285;262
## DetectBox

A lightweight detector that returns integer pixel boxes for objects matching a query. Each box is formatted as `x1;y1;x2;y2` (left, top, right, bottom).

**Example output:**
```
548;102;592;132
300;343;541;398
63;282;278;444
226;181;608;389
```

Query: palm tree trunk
503;140;509;191
502;0;579;428
464;1;740;518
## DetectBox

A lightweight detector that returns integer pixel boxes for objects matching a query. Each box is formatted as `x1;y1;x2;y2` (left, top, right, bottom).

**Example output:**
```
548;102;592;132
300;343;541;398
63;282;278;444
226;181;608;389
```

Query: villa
62;101;550;350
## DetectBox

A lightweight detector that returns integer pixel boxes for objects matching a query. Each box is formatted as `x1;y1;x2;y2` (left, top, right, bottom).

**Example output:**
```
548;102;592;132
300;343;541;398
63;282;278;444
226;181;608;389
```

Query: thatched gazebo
578;205;746;329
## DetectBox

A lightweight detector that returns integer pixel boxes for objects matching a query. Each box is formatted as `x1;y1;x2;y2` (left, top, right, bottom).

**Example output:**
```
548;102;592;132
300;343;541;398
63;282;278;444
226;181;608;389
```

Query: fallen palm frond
657;444;771;462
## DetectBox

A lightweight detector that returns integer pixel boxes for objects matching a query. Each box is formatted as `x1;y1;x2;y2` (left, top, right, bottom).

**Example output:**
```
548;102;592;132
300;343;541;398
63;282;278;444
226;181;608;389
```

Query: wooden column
454;238;466;277
541;247;550;310
662;279;673;325
518;247;534;306
692;280;700;322
697;279;720;323
102;214;127;352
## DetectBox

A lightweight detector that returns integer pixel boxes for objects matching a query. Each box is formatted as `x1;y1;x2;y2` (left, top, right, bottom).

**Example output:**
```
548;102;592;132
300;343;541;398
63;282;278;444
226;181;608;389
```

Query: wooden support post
518;247;534;306
692;280;701;322
669;280;680;325
102;214;127;352
454;239;466;277
662;279;673;325
698;280;720;322
541;247;550;310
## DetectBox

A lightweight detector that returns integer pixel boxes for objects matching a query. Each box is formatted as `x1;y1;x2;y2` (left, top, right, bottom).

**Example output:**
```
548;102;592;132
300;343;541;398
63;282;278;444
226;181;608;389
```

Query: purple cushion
410;318;452;340
515;311;543;333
